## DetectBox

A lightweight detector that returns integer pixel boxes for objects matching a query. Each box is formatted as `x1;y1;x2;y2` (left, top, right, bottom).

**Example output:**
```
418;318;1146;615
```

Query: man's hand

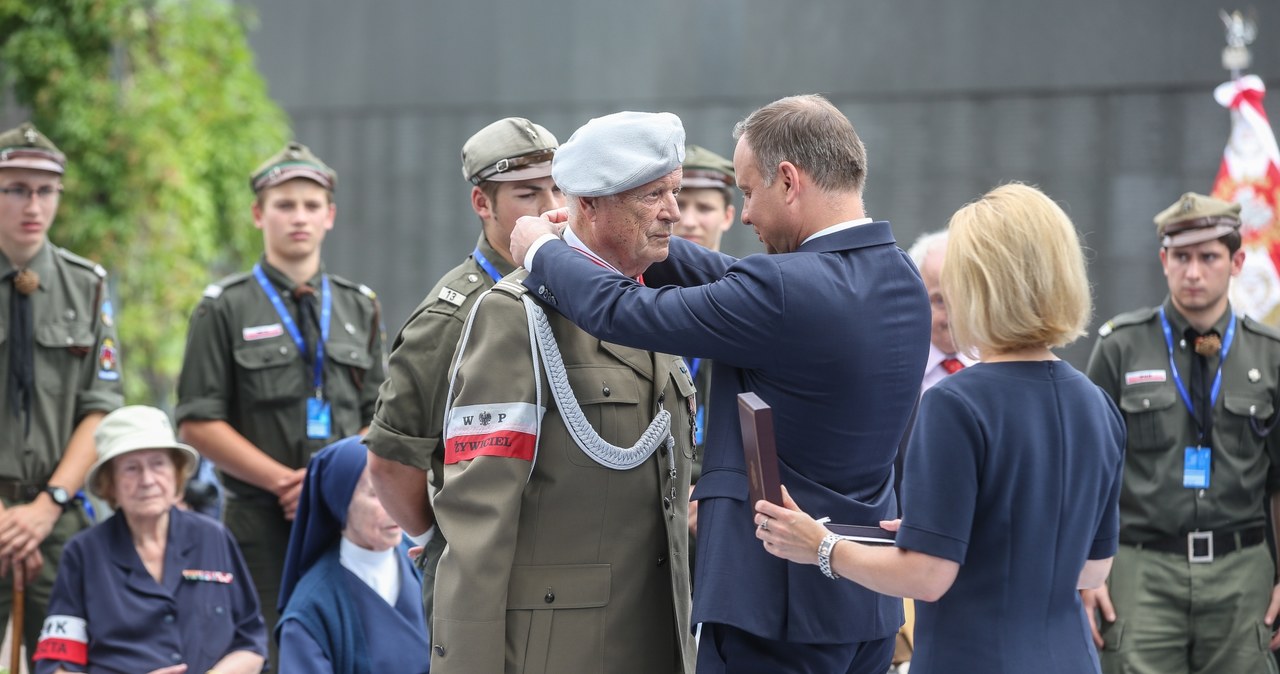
0;548;43;588
0;499;60;560
1264;582;1280;650
1081;585;1116;649
510;208;569;267
274;468;307;520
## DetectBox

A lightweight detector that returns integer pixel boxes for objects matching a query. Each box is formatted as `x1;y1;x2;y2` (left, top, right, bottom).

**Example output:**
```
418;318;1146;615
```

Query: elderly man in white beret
428;111;698;674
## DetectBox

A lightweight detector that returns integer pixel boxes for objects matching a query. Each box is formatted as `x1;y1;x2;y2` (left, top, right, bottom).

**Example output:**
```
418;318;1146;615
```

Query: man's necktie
941;357;965;374
6;268;37;435
292;284;319;364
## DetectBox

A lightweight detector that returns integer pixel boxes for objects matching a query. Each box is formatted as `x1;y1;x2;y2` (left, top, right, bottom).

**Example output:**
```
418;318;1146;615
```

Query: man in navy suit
512;94;931;674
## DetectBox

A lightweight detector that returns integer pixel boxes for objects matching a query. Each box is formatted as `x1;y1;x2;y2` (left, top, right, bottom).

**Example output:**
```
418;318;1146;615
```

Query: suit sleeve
175;297;234;422
642;236;738;287
525;239;784;368
33;539;89;673
429;291;543;673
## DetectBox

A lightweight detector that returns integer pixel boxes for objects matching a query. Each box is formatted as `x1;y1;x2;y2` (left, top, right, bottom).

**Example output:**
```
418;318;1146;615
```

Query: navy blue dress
896;361;1124;674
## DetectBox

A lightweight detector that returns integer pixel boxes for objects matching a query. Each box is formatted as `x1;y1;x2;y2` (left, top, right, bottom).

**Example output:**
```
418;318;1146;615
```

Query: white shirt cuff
525;233;560;272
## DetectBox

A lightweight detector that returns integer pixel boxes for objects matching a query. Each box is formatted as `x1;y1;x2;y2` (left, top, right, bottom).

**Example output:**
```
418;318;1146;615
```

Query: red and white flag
1216;75;1280;325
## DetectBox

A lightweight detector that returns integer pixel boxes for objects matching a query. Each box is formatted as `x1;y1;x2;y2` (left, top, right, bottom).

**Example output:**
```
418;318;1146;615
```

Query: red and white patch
1125;370;1167;386
33;615;88;665
242;323;285;342
445;402;542;464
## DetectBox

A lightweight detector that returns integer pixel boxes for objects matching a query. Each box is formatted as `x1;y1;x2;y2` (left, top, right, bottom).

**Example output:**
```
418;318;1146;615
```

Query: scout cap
682;144;735;189
0;122;66;175
1154;192;1242;248
86;405;200;500
251;141;337;193
553;111;686;197
462;118;558;185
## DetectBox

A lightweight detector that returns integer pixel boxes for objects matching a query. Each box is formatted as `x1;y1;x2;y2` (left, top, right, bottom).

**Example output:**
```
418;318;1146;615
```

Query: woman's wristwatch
817;532;843;580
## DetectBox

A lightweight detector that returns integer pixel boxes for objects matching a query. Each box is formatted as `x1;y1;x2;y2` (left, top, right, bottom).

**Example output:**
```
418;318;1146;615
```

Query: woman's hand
753;486;830;566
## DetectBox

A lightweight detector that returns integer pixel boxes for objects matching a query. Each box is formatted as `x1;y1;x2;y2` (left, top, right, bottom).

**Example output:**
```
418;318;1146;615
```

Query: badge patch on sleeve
445;402;542;463
1125;370;1167;385
96;338;120;381
99;298;114;327
33;615;88;664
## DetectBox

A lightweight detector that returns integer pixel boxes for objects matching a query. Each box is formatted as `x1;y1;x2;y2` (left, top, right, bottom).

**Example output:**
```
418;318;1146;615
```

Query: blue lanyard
253;264;331;397
472;247;504;283
1158;306;1236;436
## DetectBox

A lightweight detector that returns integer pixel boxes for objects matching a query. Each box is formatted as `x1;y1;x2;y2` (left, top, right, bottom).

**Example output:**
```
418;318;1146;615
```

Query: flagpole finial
1221;9;1257;78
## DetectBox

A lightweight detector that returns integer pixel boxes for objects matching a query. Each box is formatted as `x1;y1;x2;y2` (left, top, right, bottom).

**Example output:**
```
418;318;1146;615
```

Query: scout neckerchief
472;246;505;284
253;264;332;436
1159;306;1236;443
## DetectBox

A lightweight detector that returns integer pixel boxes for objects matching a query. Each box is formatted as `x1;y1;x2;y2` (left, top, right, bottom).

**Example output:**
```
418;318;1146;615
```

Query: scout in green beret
675;144;736;252
365;116;564;628
1084;190;1280;673
0;121;122;667
176;139;386;670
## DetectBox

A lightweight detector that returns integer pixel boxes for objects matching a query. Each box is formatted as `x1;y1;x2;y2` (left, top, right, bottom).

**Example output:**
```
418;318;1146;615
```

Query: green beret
461;117;558;185
0;122;65;175
1154;192;1241;248
682;144;734;189
250;141;337;193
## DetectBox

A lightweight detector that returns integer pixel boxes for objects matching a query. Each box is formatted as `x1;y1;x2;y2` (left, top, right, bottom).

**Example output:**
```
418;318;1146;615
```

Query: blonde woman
755;183;1124;673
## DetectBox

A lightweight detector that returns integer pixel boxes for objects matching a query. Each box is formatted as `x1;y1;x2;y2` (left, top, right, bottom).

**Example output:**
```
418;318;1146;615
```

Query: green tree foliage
0;0;289;404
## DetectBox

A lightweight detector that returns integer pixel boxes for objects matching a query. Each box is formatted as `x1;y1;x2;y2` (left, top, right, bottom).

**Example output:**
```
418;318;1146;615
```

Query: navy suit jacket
524;222;930;644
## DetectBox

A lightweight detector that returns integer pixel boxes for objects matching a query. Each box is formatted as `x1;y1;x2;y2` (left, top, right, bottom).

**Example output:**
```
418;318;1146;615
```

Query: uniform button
663;497;672;510
657;555;667;567
214;606;224;614
1251;404;1258;416
602;385;611;397
349;350;358;359
658;393;666;405
544;591;555;604
468;274;479;283
163;613;174;624
660;444;668;457
65;310;76;320
538;285;547;295
679;365;687;374
170;652;182;662
279;345;288;355
434;645;446;656
65;336;74;345
344;322;356;334
1142;399;1150;409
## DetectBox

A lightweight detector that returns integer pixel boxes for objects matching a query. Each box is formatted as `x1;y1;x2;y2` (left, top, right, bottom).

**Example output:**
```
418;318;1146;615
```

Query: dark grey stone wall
244;2;1280;364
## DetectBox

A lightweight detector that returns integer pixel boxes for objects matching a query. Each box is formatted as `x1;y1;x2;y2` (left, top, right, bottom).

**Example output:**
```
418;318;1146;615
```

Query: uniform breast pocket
506;564;610;674
1222;394;1275;457
1119;385;1179;451
232;340;305;405
326;340;374;432
562;364;642;469
34;321;95;394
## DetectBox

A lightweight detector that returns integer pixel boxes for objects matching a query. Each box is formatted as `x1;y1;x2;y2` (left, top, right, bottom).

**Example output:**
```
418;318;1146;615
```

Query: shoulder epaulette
1097;306;1159;338
1241;315;1280;342
491;276;531;299
329;275;379;303
203;271;252;299
53;247;107;279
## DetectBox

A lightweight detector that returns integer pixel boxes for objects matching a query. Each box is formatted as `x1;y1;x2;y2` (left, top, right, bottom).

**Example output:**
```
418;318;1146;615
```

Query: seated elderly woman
33;405;266;674
754;183;1125;674
276;436;429;673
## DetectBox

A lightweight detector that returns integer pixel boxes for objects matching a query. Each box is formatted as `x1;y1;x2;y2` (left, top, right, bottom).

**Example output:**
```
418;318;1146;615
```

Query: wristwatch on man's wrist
43;486;72;510
818;532;843;580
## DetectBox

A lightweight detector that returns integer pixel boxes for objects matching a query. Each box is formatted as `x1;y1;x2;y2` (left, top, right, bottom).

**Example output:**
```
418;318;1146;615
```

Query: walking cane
10;568;22;674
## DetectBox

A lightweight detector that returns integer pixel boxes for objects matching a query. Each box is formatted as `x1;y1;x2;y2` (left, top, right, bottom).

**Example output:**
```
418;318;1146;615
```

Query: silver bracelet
818;532;843;580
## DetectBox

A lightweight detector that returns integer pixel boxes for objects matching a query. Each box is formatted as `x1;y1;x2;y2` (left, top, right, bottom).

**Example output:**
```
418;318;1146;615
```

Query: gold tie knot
12;268;38;295
1194;333;1222;357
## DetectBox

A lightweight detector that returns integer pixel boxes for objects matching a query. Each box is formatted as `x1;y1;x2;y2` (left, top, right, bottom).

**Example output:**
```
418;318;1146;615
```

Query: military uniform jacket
367;234;514;491
430;273;697;674
176;259;385;498
1086;298;1280;542
0;242;122;484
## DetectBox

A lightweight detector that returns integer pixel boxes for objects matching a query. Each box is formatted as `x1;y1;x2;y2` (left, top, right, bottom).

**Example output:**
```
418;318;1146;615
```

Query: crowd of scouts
0;87;1278;674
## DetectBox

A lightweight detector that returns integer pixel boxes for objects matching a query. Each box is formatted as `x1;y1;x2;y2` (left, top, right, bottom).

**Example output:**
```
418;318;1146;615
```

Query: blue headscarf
277;435;368;612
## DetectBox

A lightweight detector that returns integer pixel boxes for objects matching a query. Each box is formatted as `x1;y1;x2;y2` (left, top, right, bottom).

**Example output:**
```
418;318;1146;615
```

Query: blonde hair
942;183;1091;354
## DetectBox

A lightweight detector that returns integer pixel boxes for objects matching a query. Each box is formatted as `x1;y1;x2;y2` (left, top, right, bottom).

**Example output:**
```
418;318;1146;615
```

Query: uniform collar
258;256;324;294
1161;297;1234;339
476;233;517;277
0;240;53;293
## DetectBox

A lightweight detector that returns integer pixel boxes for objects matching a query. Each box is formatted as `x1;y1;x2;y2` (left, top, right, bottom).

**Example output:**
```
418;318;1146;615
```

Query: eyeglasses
0;185;62;202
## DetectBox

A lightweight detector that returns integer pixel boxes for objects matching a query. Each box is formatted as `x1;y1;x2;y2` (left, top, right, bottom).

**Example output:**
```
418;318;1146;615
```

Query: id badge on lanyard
253;265;333;440
1160;307;1236;491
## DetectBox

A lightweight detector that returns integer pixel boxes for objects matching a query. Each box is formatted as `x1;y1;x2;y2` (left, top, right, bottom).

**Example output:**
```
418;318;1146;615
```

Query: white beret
552;111;686;197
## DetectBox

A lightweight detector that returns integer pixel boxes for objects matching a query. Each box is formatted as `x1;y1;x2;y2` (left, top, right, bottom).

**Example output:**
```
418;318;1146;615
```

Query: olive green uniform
175;258;385;652
1086;298;1280;674
0;241;118;657
430;273;697;674
366;233;512;626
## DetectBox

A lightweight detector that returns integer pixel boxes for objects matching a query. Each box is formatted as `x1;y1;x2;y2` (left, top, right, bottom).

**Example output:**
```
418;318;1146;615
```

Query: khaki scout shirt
1086;299;1280;542
431;274;697;674
176;258;385;497
366;234;513;490
0;242;122;484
